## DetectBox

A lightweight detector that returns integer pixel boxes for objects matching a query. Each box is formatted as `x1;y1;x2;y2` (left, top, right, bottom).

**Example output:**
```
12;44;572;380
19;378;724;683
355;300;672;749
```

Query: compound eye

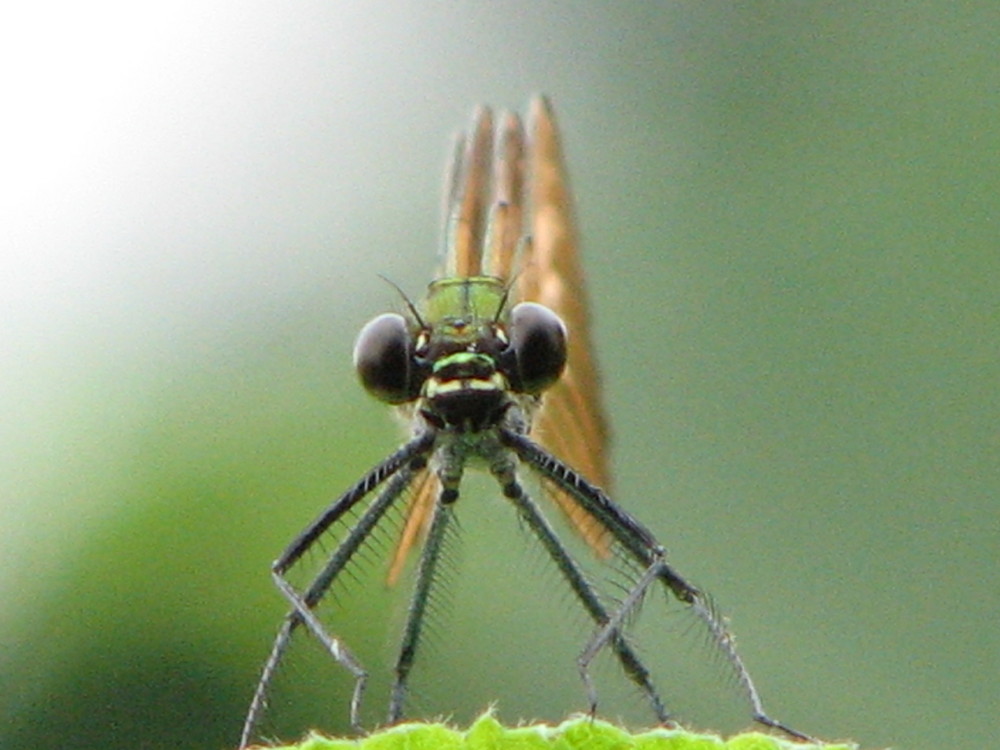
508;302;567;394
353;313;417;404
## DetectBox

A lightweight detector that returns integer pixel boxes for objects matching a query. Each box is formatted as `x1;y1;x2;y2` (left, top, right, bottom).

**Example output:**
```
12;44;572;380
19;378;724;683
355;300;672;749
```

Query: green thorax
421;276;508;346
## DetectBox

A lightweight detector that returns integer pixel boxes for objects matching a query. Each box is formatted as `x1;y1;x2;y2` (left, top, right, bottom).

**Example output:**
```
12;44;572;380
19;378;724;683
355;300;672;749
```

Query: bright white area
0;1;439;592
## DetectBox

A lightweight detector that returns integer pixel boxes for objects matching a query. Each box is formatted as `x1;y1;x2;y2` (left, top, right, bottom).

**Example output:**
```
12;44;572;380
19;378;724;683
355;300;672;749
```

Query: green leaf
257;713;857;750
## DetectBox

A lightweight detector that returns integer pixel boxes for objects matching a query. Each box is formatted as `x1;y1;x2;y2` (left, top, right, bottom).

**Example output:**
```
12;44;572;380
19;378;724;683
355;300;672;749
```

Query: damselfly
240;97;810;747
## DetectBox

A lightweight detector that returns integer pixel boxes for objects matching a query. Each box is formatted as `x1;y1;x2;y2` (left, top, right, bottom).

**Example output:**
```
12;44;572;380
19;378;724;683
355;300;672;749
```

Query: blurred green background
3;3;997;750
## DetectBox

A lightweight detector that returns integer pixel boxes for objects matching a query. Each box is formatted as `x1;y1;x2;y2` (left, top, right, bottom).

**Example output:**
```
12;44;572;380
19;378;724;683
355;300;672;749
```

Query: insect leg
495;467;669;722
240;433;434;747
500;429;813;741
388;483;457;722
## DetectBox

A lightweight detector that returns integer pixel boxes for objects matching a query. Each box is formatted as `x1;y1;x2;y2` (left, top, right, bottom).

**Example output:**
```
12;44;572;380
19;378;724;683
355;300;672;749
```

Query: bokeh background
3;4;997;750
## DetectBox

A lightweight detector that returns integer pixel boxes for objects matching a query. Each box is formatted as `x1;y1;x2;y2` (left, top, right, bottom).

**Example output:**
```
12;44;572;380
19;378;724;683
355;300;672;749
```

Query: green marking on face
422;276;508;334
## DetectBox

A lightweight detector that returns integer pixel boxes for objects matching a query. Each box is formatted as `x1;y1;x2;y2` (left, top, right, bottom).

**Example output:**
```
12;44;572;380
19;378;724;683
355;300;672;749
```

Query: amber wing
517;96;612;556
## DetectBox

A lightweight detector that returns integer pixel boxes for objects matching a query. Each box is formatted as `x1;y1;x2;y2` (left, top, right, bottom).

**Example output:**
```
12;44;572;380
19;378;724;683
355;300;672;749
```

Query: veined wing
517;96;612;556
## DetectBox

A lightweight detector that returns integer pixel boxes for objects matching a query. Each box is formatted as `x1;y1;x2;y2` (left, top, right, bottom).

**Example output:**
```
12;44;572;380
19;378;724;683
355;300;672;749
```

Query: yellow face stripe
425;372;507;399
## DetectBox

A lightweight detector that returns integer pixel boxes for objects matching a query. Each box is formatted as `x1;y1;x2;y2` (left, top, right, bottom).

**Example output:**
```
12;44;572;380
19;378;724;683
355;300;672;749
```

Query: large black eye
353;313;417;404
507;302;567;394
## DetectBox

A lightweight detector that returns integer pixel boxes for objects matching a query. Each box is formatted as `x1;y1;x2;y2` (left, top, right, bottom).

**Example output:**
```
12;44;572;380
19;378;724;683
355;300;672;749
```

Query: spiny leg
388;484;457;722
500;429;814;742
274;466;419;726
240;435;434;748
245;465;417;745
581;550;814;741
495;467;669;722
240;615;296;749
576;556;663;705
